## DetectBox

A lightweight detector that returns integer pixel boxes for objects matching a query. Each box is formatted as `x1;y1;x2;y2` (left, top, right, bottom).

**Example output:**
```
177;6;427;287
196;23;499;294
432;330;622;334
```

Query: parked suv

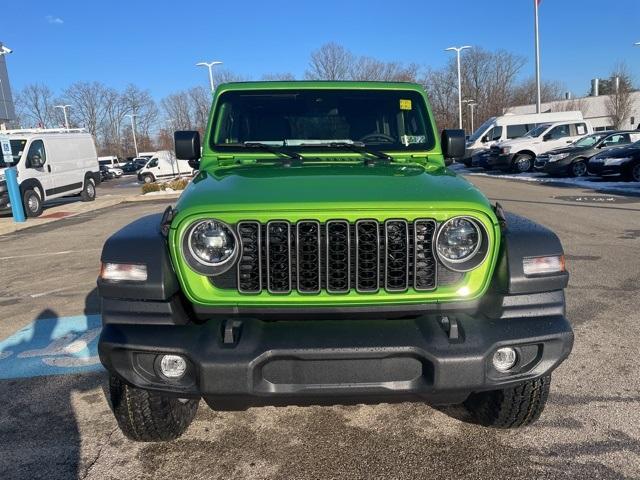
97;81;573;442
488;120;593;172
463;111;584;166
0;129;100;217
535;131;640;176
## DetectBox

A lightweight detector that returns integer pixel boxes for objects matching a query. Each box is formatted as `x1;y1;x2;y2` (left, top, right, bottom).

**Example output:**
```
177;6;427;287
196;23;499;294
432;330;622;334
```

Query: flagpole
534;0;541;113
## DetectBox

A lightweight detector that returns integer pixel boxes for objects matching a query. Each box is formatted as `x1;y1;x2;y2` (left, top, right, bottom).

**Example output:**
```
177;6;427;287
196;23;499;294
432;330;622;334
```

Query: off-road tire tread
464;375;550;428
109;375;198;442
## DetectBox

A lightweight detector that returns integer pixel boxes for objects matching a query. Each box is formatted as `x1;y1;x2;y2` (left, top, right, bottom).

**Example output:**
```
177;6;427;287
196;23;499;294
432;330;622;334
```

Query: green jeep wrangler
98;81;573;442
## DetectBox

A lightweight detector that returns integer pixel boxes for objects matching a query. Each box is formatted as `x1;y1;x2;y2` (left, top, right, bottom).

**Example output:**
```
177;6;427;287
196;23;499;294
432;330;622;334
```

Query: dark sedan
122;158;148;174
535;131;640;177
588;140;640;181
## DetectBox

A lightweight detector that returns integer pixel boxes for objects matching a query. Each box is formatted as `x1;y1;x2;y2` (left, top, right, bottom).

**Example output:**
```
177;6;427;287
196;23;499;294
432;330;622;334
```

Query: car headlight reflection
436;217;489;272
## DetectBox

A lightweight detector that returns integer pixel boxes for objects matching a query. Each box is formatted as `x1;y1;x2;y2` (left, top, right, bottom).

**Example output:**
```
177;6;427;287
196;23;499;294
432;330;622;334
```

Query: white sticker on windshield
401;135;426;146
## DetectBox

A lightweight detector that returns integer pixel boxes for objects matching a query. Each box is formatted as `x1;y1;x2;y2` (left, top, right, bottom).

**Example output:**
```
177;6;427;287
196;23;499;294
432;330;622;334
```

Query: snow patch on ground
450;163;640;196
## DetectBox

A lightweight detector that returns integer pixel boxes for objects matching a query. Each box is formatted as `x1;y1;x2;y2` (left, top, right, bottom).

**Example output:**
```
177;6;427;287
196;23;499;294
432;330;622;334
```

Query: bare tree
605;63;635;129
261;72;296;81
188;86;211;134
305;43;352;80
121;84;158;140
161;92;193;130
510;77;565;107
15;83;55;128
61;81;110;136
421;67;458;130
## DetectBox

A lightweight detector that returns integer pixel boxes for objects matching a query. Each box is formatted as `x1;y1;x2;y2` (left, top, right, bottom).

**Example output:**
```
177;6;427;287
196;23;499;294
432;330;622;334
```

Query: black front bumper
99;311;573;409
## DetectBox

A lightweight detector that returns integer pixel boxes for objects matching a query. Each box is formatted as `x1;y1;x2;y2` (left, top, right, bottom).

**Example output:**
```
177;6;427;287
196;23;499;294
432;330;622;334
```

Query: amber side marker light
100;263;148;282
522;255;565;276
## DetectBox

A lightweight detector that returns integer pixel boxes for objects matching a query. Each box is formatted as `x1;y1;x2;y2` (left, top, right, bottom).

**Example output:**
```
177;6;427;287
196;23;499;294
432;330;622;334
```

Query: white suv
487;120;594;173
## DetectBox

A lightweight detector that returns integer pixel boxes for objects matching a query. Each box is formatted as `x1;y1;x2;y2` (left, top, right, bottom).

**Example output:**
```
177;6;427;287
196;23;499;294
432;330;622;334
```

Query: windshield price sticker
399;99;412;110
0;136;12;164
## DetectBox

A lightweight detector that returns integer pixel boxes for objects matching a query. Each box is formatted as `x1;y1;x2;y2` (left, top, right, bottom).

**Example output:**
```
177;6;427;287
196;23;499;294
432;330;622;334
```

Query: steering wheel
359;132;396;144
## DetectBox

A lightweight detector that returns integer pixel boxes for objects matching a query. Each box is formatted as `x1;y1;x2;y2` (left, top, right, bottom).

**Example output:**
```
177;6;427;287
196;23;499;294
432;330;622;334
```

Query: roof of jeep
215;80;425;93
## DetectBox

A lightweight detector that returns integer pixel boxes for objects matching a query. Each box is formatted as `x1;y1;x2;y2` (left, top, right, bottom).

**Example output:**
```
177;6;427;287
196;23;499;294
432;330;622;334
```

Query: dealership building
506;80;640;132
0;42;16;129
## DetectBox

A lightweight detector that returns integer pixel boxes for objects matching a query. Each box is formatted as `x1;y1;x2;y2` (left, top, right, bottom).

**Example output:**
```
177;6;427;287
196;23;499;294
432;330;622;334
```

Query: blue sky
2;0;639;100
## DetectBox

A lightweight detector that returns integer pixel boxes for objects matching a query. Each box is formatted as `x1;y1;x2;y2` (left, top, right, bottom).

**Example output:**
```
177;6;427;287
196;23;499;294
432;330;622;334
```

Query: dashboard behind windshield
210;89;436;152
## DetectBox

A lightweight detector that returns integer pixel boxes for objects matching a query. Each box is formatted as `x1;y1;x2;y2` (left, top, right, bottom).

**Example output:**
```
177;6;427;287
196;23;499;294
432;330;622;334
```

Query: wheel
80;178;96;202
511;154;534;173
22;188;43;218
630;163;640;182
108;375;198;442
142;174;155;184
569;160;587;177
463;375;551;428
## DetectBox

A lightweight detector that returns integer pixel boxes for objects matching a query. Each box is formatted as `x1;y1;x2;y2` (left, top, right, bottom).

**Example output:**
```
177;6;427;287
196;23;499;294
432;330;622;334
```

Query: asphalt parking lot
0;175;639;480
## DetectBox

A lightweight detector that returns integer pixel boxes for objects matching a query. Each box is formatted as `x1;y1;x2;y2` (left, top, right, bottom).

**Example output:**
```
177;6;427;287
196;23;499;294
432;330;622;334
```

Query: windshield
467;117;496;142
211;89;435;152
0;139;27;168
525;124;551;138
573;133;606;148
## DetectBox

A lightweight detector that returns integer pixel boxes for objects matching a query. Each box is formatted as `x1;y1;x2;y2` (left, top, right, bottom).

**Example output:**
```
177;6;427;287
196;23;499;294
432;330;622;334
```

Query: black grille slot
385;220;409;291
266;221;291;293
237;221;262;293
326;220;350;293
296;221;321;293
414;220;437;290
356;220;380;292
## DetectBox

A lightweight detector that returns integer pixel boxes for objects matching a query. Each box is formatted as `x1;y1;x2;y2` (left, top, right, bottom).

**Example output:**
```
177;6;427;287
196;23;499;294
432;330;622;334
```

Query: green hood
175;162;493;216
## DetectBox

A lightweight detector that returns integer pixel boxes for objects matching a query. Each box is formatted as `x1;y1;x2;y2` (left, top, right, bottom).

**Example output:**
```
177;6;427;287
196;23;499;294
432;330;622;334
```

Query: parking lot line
0;314;103;379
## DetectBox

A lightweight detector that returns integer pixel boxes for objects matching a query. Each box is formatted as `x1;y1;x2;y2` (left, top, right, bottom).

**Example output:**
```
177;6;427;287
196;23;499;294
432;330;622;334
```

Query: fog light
492;347;517;372
159;354;187;379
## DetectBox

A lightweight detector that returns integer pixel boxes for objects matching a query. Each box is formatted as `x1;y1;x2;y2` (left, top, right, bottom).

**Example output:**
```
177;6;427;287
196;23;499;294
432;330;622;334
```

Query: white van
98;155;121;167
487;119;594;172
464;111;585;164
137;150;193;184
0;129;100;217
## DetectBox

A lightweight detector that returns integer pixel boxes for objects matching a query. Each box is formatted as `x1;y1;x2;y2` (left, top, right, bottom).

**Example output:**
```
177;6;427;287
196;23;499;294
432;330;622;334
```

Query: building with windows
0;42;16;129
505;84;640;132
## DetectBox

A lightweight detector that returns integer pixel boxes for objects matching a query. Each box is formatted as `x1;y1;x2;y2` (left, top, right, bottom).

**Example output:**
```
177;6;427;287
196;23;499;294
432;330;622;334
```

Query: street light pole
0;44;13;125
463;100;477;133
534;0;542;113
125;113;139;158
196;61;223;94
54;104;71;130
445;46;471;130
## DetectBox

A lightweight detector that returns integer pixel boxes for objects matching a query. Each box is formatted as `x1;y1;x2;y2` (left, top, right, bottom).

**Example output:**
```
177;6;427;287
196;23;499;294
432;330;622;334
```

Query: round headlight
436;216;489;272
183;219;239;275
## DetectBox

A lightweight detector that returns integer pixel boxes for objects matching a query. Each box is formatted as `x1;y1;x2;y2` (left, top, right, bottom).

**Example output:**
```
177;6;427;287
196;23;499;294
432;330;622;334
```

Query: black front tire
463;375;551;428
22;188;43;218
142;174;155;184
80;178;96;202
569;160;588;177
109;375;198;442
511;154;534;173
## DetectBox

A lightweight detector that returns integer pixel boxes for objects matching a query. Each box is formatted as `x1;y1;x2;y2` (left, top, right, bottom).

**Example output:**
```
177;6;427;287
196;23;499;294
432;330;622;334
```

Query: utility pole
125;113;139;158
196;61;223;94
54;104;71;130
534;0;542;113
0;43;13;128
445;46;471;130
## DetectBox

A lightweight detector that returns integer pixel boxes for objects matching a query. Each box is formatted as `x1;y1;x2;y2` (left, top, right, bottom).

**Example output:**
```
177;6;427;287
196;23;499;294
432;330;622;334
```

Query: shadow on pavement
0;289;108;480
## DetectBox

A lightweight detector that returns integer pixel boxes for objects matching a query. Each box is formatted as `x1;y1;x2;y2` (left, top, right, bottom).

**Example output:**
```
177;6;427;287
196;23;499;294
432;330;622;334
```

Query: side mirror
441;129;466;166
175;130;201;169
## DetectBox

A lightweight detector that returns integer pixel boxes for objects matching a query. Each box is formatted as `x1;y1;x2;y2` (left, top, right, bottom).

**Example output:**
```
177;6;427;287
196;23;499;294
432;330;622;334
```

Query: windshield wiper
242;142;303;161
310;141;393;162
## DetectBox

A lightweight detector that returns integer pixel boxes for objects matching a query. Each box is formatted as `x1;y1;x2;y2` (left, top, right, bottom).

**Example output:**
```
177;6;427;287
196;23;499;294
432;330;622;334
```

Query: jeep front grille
235;219;442;294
